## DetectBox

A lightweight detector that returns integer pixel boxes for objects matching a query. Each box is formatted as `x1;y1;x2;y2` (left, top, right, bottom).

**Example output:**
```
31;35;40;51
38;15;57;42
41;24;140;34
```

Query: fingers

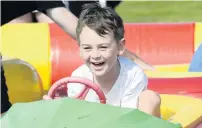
43;84;68;100
43;95;52;100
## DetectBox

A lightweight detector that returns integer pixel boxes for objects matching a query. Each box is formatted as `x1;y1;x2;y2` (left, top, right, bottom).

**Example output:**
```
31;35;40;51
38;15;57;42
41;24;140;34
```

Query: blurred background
115;1;202;22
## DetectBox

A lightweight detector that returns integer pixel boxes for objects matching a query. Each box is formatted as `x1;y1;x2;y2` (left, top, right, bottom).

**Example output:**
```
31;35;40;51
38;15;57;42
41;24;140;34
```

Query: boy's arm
120;69;148;108
122;49;155;70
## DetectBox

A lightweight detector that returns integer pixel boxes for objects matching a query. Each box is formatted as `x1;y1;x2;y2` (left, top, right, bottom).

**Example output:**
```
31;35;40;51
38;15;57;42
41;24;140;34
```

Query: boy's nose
91;50;101;59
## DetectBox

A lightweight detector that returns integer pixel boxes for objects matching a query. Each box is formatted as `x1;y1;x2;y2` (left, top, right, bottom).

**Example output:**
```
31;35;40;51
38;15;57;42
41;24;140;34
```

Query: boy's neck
93;60;120;94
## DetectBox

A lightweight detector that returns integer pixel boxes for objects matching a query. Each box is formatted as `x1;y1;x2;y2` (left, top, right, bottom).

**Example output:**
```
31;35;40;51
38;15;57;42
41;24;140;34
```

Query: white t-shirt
68;56;148;109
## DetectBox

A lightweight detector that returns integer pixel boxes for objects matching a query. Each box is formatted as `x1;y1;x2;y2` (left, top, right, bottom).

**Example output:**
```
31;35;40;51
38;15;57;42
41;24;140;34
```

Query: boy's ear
118;38;125;56
79;48;83;58
78;42;83;58
78;45;83;58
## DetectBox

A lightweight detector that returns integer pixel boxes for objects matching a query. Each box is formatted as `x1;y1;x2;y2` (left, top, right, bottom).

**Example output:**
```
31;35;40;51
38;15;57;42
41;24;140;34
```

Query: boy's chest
83;69;131;106
84;84;124;107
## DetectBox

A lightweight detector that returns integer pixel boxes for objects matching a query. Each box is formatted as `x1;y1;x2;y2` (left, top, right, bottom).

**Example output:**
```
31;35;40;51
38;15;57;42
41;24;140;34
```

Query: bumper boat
1;22;202;128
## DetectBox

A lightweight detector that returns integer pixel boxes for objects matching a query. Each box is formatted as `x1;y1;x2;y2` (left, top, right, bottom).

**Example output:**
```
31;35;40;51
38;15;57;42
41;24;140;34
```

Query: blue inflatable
189;43;202;72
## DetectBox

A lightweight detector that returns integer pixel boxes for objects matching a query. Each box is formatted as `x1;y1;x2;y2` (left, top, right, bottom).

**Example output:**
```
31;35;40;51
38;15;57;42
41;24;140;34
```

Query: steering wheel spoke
44;77;106;104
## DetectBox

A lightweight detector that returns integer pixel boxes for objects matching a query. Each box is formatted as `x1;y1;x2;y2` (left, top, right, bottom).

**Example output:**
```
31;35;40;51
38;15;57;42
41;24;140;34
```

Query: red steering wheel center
45;76;106;104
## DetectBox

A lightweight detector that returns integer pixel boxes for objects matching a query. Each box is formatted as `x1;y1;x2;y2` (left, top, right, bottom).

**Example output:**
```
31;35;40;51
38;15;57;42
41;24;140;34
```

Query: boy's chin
92;70;107;77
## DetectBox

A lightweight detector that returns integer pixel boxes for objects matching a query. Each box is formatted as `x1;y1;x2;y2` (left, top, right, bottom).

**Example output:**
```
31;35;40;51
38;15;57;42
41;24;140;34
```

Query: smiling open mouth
92;62;105;66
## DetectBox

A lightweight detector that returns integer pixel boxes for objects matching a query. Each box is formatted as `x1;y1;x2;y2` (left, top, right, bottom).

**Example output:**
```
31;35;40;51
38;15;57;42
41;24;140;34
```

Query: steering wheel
43;76;106;104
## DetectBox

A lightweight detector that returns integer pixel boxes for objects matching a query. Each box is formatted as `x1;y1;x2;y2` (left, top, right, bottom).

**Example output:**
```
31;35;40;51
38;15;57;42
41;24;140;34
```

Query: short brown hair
76;3;124;43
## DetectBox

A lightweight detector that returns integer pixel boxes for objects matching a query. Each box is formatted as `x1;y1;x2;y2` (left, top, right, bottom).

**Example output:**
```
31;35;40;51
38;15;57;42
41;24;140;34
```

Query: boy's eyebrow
81;42;112;46
100;42;112;45
81;44;91;46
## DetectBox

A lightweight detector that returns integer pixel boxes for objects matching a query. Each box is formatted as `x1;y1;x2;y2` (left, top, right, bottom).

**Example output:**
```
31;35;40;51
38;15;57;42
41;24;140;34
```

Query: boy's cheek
79;53;89;61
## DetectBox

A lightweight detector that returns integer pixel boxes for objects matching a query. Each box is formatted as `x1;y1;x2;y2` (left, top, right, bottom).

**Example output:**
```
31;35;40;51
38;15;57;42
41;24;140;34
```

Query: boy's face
79;26;124;76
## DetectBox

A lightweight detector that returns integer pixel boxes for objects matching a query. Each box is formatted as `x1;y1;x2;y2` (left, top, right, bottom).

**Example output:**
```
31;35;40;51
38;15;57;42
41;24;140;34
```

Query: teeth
93;62;102;64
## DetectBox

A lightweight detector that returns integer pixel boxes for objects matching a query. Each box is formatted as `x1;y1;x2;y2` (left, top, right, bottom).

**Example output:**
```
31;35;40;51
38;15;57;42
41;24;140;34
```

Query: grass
115;1;202;22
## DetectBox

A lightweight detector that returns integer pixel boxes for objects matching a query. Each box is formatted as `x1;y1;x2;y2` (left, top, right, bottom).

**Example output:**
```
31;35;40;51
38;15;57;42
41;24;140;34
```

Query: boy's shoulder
119;56;147;80
119;56;144;73
118;56;148;88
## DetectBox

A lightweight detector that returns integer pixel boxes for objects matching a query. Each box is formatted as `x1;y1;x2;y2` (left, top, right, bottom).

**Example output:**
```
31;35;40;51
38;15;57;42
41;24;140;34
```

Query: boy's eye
100;46;108;50
83;47;91;51
83;47;90;49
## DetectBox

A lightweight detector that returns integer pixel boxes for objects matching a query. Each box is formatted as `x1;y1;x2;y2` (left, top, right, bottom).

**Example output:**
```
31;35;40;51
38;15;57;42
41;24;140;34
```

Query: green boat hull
1;98;181;128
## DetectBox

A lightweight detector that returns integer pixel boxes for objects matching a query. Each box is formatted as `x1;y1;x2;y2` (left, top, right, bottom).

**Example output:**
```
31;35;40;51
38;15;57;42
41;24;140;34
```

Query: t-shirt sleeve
1;1;65;26
35;1;65;13
1;1;35;26
120;68;148;109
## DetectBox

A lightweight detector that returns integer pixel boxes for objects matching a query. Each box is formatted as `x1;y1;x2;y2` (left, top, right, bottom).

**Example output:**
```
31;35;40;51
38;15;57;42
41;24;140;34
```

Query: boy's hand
43;95;52;100
54;84;68;97
43;84;68;100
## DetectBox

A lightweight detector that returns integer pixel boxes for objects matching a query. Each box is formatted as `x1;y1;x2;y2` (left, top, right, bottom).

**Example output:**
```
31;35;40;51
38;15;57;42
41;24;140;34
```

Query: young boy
66;3;161;117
